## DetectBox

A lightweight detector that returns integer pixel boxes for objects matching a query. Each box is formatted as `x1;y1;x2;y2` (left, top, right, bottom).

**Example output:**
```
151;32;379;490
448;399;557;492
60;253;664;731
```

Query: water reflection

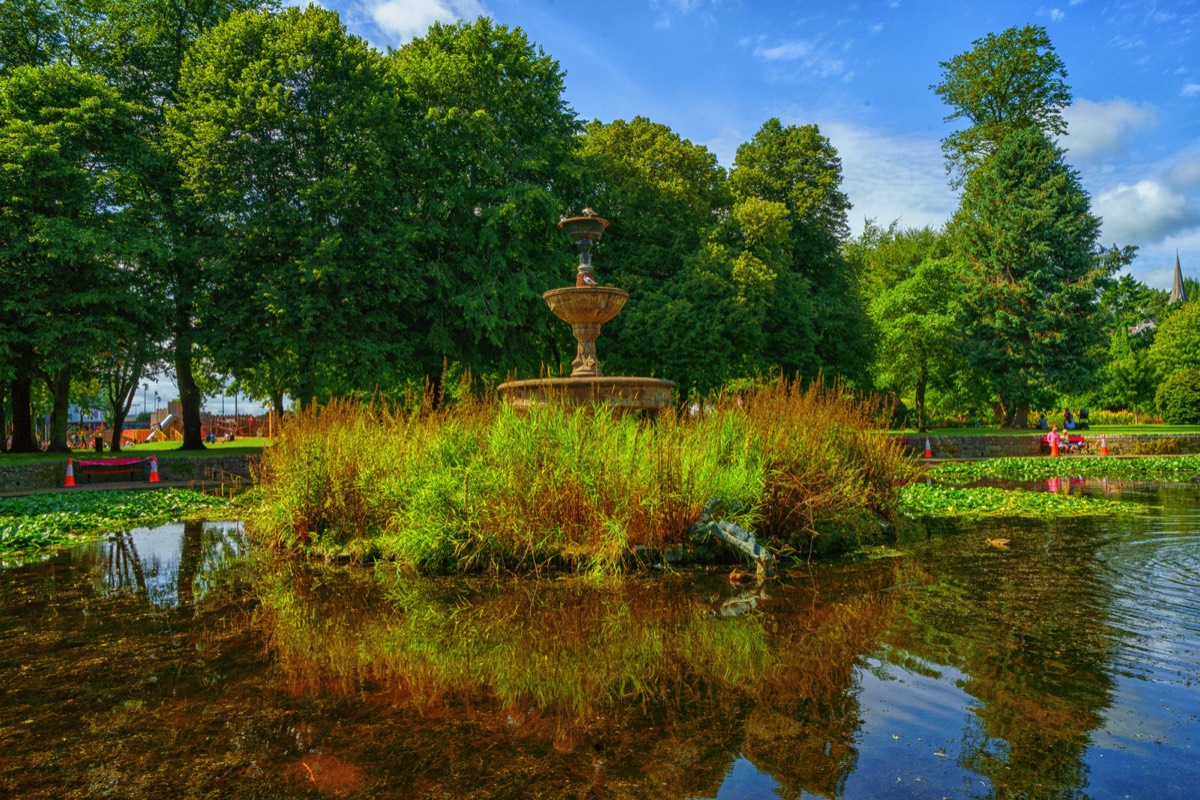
0;489;1198;799
88;521;247;608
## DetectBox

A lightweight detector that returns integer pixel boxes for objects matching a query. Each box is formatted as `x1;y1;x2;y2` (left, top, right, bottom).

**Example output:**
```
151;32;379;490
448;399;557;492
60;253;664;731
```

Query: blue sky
170;0;1200;411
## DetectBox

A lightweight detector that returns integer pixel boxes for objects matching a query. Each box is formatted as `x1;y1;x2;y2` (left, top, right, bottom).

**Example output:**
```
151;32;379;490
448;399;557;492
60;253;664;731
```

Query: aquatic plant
898;483;1144;520
250;380;919;572
928;455;1200;484
0;490;230;558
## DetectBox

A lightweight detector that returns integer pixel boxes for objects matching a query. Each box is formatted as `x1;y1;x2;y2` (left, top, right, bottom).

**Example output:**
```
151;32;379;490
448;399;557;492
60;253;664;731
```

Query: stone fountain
498;213;674;412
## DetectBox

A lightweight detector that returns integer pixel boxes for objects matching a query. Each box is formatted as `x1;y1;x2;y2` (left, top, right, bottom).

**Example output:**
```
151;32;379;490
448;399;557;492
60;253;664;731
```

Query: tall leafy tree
83;0;276;448
730;119;868;386
1096;328;1154;416
0;64;148;451
1147;301;1200;381
388;18;581;391
0;0;66;74
845;220;952;303
933;24;1071;183
869;257;969;430
951;126;1107;427
170;5;417;408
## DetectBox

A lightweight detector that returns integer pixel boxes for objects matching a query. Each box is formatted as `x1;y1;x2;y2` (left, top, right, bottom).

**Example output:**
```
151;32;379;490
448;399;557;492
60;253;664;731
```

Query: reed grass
249;379;919;573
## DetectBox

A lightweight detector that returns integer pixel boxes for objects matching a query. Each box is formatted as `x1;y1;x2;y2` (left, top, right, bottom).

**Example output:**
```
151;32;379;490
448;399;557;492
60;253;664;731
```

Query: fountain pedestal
499;214;674;412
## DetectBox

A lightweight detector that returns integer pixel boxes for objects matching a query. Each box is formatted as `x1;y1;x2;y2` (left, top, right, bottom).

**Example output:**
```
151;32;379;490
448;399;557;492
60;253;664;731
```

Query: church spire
1169;251;1187;304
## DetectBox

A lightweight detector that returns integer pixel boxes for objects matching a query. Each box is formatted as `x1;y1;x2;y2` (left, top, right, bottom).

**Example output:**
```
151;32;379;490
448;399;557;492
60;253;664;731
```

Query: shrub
1155;369;1200;424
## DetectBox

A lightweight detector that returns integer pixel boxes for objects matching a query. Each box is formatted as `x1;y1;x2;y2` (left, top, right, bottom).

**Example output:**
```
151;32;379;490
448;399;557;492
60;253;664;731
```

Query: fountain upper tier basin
543;286;627;325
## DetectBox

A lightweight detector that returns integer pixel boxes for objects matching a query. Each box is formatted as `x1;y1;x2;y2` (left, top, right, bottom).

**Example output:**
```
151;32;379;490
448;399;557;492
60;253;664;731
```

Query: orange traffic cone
924;438;933;458
1100;436;1108;456
64;458;76;487
1051;434;1059;457
148;456;160;483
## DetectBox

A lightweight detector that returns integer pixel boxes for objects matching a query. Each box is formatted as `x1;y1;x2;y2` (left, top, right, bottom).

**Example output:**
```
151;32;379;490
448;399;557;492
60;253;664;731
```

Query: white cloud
751;38;847;79
754;39;813;61
1061;98;1155;162
816;121;957;234
1183;83;1200;97
650;0;718;28
369;0;486;43
1166;158;1200;190
703;126;746;169
1093;180;1200;244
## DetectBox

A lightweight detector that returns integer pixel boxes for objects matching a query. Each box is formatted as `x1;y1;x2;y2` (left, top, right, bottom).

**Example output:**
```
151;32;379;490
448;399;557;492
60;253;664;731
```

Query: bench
1039;435;1089;455
76;458;147;483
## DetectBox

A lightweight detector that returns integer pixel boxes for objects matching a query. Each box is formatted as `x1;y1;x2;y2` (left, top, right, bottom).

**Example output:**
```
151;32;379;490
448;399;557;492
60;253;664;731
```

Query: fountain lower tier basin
498;376;675;412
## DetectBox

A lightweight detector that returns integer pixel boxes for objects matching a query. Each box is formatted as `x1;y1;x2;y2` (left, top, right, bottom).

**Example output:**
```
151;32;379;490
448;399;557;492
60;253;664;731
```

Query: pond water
1;484;1197;799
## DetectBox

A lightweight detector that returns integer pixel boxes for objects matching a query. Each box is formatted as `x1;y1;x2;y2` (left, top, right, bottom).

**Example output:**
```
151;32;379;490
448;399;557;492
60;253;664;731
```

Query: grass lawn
0;438;273;465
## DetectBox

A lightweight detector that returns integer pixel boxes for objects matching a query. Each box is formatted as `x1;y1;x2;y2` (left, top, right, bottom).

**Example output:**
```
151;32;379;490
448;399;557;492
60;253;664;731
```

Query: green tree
869;257;969;431
730;119;869;386
83;0;276;448
0;0;65;74
1097;327;1153;416
845;220;952;303
388;18;581;393
932;24;1071;183
1155;368;1200;424
951;126;1107;427
170;5;417;408
1147;301;1200;381
0;63;148;452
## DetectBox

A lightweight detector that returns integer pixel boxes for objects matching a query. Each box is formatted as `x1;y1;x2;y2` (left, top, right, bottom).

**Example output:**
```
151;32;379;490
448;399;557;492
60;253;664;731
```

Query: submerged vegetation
250;380;919;573
928;455;1200;484
0;489;231;559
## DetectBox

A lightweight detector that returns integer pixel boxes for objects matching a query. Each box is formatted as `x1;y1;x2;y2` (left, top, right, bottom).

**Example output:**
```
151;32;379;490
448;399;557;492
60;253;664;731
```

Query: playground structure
68;402;272;450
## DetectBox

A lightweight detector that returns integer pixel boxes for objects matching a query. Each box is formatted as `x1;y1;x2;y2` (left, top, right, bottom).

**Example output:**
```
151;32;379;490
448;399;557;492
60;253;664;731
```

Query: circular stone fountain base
498;376;675;412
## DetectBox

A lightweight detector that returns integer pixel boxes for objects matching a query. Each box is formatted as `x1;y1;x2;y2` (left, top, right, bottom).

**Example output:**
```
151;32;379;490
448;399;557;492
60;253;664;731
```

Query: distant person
1036;413;1048;430
1064;408;1075;430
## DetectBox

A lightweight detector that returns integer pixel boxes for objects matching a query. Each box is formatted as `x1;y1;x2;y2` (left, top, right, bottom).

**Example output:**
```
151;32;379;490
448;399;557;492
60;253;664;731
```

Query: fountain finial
558;212;609;287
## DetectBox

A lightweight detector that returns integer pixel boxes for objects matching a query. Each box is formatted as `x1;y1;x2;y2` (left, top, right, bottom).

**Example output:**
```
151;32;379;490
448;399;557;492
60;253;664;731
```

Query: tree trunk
914;366;928;432
108;382;135;454
1011;399;1030;430
9;349;37;453
174;328;206;450
176;520;204;612
44;367;71;453
270;389;284;437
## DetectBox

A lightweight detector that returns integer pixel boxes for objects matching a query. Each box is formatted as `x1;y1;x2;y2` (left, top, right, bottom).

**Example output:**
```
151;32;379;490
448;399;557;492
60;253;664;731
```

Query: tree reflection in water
256;559;912;798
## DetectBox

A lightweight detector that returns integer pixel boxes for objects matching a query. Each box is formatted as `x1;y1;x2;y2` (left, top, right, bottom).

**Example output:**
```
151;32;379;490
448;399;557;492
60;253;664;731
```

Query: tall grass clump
250;379;918;572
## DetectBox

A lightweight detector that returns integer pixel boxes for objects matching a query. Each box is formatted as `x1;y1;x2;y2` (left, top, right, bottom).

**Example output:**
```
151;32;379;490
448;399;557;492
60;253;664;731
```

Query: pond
0;484;1197;799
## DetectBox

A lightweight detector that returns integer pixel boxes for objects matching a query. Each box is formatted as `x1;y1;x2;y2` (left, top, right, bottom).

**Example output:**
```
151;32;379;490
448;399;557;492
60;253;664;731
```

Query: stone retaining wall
901;433;1200;459
0;454;260;493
